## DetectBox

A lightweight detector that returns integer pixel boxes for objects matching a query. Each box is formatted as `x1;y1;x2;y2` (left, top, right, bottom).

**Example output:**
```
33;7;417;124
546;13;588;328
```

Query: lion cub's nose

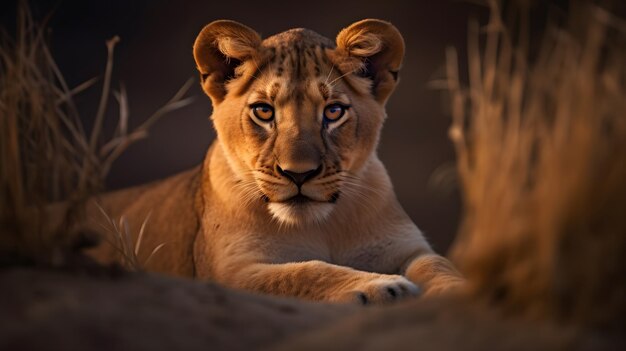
277;165;322;186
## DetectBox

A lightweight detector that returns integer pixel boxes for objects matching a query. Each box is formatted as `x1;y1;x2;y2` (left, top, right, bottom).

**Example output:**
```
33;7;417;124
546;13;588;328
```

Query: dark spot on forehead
270;82;280;101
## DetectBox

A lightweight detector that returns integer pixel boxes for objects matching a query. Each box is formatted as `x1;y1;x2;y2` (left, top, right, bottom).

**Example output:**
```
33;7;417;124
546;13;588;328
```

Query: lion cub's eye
251;103;274;121
323;104;348;122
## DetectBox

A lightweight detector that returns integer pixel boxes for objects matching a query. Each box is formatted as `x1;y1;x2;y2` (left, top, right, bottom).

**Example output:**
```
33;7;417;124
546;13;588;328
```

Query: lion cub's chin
267;202;334;226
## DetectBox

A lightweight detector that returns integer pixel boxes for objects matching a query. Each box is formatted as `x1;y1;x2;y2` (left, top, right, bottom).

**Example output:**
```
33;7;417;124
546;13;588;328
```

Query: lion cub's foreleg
227;260;420;305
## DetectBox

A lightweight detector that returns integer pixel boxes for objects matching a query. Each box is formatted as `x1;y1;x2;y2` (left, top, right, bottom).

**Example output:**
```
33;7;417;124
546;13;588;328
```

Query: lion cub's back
86;166;202;276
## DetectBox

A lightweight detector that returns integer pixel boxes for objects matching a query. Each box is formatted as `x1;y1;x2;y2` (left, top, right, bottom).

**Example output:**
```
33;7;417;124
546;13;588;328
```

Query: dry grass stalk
94;204;166;271
0;1;193;265
446;0;626;327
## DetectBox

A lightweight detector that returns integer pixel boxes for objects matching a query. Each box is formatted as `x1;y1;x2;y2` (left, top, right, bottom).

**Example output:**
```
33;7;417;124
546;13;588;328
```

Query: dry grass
0;1;193;266
94;203;166;271
444;0;626;327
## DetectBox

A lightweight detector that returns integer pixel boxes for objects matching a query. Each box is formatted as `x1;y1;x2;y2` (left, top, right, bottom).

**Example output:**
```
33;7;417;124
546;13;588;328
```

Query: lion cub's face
194;20;405;225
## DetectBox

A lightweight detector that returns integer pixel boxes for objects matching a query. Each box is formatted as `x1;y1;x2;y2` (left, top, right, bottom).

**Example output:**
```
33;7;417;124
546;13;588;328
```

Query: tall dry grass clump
446;1;626;328
0;2;193;266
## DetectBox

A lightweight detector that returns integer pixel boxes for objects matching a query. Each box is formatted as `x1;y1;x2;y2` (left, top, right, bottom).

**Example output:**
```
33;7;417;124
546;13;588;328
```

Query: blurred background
1;0;493;254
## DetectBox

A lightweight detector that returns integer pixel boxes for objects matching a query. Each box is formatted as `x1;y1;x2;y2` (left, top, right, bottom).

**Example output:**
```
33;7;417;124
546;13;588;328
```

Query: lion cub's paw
334;275;420;305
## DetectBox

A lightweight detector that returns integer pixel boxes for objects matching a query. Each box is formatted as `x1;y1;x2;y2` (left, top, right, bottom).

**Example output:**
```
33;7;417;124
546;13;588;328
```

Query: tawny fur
87;19;463;304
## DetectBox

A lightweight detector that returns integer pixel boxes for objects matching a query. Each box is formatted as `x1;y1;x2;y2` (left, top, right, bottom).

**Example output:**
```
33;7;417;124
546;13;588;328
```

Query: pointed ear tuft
335;19;405;103
193;20;261;104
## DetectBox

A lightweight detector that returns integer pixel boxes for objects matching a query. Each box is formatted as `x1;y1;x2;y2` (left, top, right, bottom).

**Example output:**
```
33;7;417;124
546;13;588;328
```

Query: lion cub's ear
335;19;405;104
193;20;261;104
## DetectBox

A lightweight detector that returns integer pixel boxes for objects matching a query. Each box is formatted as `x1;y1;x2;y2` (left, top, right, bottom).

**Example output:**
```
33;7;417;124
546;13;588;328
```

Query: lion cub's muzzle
260;162;341;205
259;161;341;224
275;163;328;204
276;164;322;187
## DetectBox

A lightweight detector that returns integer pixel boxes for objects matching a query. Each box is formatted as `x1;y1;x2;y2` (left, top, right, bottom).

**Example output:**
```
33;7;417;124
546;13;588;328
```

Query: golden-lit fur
89;19;463;304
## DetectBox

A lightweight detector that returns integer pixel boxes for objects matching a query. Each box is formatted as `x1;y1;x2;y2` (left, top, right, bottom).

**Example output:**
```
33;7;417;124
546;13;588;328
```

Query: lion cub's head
193;19;404;225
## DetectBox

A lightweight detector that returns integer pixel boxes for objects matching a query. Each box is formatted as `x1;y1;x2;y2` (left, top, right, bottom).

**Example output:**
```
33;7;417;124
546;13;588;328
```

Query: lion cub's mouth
262;193;315;204
284;194;312;204
266;192;340;205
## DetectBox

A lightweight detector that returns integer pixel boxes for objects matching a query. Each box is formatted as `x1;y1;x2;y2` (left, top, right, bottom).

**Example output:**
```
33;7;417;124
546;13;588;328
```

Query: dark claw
358;292;369;305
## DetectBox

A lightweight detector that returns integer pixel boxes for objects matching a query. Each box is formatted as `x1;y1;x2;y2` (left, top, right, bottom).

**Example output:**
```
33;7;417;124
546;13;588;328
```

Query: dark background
1;0;493;255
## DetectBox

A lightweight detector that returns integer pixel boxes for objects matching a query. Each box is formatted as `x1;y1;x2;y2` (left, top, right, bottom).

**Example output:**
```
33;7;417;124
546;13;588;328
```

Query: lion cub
91;19;463;304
